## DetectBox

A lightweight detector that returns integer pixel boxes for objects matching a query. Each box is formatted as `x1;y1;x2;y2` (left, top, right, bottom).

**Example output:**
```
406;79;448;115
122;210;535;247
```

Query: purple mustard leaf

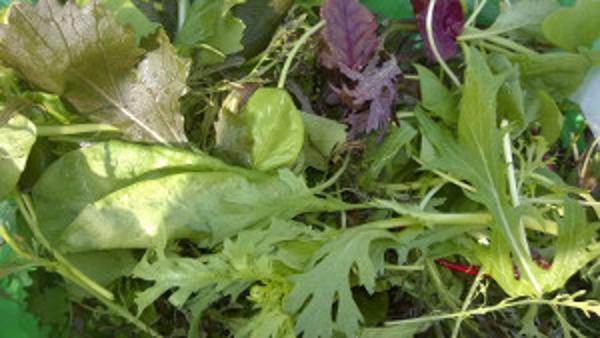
320;0;379;71
337;57;402;138
411;0;464;62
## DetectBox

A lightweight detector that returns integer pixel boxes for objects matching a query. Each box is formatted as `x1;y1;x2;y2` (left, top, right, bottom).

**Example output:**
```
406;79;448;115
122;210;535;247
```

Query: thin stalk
502;121;520;207
412;155;476;192
16;194;114;301
37;124;120;137
311;152;351;193
177;0;190;32
15;194;160;337
384;294;593;328
580;133;600;181
451;270;486;338
465;0;488;27
426;0;462;87
278;21;325;89
384;264;424;271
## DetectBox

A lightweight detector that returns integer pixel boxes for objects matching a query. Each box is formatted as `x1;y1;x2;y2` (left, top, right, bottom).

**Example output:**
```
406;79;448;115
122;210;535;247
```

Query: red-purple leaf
320;0;379;71
411;0;464;62
337;57;402;138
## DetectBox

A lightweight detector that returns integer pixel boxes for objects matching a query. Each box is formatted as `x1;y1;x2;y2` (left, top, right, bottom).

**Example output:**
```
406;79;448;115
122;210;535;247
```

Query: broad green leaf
300;111;347;171
473;0;559;38
284;226;395;338
415;64;457;125
536;90;563;145
234;0;293;58
33;140;240;245
360;0;414;20
176;0;246;63
59;170;341;252
0;114;36;199
542;0;600;51
0;298;50;338
216;88;304;172
0;0;190;143
417;48;543;295
512;52;592;100
77;0;160;41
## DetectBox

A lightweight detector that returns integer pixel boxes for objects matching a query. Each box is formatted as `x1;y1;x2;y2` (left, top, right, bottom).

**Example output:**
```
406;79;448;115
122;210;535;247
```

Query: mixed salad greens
0;0;600;337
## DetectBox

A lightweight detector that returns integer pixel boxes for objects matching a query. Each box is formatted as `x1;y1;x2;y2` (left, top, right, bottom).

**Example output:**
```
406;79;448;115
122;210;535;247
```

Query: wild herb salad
0;0;599;337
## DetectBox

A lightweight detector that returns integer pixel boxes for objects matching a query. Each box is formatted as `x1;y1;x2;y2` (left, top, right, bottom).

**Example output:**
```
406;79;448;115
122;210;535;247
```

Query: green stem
384;294;594;328
15;194;160;337
37;124;120;136
278;21;325;89
425;0;462;87
177;0;190;32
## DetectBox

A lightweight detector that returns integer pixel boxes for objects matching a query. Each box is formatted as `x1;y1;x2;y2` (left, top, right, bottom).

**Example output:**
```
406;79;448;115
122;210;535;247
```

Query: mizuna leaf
284;226;395;338
0;0;190;144
415;64;457;125
320;0;378;70
0;114;36;199
417;48;543;296
411;0;464;61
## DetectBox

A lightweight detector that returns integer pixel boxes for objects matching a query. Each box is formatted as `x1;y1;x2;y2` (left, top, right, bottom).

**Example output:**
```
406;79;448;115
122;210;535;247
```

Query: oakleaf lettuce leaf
0;0;189;144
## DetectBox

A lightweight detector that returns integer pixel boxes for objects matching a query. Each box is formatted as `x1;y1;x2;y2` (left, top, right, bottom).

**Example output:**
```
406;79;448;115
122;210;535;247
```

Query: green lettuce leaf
0;114;36;199
542;0;600;51
0;0;189;144
216;88;305;172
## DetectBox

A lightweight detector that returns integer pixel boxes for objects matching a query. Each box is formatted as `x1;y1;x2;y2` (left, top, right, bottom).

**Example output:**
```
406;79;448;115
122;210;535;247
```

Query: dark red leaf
411;0;464;62
336;57;401;138
320;0;379;71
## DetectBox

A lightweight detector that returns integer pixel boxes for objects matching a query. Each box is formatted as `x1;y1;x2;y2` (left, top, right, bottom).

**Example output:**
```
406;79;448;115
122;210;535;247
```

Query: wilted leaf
0;0;190;143
284;226;395;338
542;0;600;51
0;114;36;199
411;0;464;61
320;0;378;70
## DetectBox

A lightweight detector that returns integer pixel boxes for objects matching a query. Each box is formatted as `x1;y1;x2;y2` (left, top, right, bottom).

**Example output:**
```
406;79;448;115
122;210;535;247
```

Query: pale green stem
426;0;462;87
177;0;190;32
37;124;120;137
451;270;486;338
502;121;520;207
384;264;424;271
278;21;325;89
580;133;600;181
465;0;488;27
384;294;591;328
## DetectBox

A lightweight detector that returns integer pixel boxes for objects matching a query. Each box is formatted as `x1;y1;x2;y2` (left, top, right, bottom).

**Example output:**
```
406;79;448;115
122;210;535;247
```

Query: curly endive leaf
0;0;189;144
